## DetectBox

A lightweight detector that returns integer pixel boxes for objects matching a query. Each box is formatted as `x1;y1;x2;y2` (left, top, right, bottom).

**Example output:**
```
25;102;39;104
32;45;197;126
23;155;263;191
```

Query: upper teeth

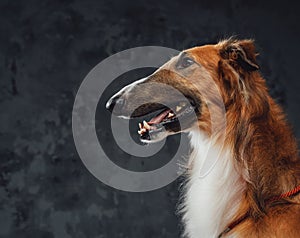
168;112;174;118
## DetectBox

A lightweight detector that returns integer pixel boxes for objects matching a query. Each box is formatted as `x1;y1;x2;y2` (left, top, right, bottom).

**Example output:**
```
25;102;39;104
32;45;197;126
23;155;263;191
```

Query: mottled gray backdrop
1;1;300;237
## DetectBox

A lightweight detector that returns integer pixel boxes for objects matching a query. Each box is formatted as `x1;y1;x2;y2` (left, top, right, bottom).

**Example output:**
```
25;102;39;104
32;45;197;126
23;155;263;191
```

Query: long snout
105;76;182;118
105;66;199;120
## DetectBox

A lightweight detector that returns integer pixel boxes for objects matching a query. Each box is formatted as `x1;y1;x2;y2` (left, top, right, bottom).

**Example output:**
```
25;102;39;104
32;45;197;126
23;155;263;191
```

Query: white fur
180;130;245;238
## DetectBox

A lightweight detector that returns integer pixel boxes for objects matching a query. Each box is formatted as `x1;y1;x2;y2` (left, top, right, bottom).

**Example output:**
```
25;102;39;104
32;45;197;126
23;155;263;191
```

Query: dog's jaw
180;130;246;238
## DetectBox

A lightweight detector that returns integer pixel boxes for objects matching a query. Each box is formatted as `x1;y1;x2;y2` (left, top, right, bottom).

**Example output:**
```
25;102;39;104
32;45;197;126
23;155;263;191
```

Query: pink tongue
148;109;171;125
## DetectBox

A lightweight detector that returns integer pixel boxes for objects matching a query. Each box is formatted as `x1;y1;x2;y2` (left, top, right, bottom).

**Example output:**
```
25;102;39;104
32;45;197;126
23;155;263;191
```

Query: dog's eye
177;56;194;69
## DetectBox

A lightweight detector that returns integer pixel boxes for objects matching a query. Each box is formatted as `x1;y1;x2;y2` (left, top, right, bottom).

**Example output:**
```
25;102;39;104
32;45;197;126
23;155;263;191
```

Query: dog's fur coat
179;39;300;238
107;38;300;237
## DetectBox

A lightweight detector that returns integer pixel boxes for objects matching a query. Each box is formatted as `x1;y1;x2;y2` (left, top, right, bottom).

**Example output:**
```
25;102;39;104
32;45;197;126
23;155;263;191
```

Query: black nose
106;95;125;114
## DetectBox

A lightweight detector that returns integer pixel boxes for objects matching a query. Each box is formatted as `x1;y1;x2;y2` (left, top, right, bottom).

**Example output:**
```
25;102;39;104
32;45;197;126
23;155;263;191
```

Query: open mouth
136;101;197;142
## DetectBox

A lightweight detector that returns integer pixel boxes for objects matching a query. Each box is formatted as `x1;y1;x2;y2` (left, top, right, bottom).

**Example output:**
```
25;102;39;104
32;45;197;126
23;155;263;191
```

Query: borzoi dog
106;39;300;237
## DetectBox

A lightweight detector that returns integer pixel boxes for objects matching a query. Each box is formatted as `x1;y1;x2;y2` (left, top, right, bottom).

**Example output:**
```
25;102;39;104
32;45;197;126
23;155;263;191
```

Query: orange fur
186;39;300;237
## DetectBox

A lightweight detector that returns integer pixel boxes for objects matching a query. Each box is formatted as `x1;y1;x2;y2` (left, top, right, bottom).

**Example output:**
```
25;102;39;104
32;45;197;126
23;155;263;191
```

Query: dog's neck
182;130;246;238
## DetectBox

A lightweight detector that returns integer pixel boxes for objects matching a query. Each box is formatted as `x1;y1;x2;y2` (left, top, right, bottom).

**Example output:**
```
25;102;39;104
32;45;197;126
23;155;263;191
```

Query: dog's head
106;39;260;143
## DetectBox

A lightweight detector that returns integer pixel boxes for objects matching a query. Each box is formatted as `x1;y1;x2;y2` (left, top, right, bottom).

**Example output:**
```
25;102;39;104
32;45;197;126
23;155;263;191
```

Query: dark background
1;1;300;237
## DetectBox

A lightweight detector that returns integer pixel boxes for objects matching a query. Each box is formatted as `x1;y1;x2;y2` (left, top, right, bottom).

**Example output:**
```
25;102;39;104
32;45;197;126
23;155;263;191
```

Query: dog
106;39;300;237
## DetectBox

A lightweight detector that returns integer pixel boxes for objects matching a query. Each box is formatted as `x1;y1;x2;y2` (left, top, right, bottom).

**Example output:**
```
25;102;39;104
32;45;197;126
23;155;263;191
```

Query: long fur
109;38;300;237
178;39;300;237
179;130;245;237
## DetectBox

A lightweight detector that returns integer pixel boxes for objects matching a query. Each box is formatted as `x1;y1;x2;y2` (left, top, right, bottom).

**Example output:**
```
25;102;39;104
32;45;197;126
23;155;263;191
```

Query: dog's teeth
168;112;175;118
138;128;147;135
176;106;182;112
143;121;150;130
138;123;142;129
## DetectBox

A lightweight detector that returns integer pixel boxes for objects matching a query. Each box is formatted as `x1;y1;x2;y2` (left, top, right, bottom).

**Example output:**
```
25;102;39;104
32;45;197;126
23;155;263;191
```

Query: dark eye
177;56;194;69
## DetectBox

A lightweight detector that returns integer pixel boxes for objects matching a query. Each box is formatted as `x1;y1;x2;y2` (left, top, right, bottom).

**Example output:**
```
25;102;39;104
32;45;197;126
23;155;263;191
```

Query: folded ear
219;39;259;72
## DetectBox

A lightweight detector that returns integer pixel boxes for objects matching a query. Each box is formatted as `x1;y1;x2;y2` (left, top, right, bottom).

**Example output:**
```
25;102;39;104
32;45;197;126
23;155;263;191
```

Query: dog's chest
182;131;244;238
